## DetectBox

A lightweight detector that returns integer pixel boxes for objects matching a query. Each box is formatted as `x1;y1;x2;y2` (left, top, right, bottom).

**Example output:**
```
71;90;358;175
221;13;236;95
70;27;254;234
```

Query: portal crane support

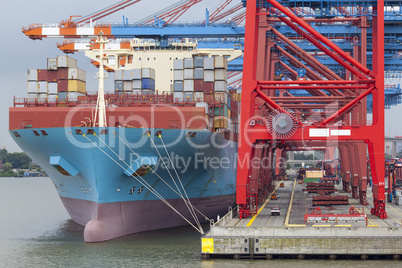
237;0;386;219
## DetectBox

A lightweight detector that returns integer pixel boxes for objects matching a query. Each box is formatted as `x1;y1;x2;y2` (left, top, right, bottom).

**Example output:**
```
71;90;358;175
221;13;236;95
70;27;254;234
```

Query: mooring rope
159;135;203;232
82;133;203;234
113;131;211;221
147;134;203;232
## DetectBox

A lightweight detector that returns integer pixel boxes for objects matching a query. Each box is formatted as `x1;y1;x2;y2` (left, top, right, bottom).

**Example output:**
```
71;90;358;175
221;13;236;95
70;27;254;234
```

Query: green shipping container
304;177;321;183
213;106;228;116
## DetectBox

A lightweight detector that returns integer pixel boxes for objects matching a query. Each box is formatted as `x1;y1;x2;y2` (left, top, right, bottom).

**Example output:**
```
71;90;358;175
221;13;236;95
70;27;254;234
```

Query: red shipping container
204;93;214;103
58;80;68;92
37;69;48;81
57;68;69;80
203;82;214;94
194;80;204;92
47;70;58;82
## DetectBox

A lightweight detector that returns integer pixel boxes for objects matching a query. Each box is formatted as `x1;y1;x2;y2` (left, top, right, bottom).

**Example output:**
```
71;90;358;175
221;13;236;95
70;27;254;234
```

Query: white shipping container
142;68;155;79
204;70;214;82
194;68;204;80
184;80;194;92
214;69;227;81
48;82;58;94
215;92;228;103
142;89;154;95
204;57;214;70
174;92;184;102
174;70;184;81
132;80;142;89
123;81;133;91
57;55;77;68
38;81;48;93
27;93;37;99
67;92;85;100
214;56;228;69
27;69;38;81
123;70;133;80
194;92;204;102
68;68;86;81
196;102;208;111
37;93;48;99
48;94;57;102
184;58;194;69
132;69;142;80
397;196;402;205
37;94;47;103
132;89;142;95
114;70;124;80
214;81;228;92
173;59;184;70
27;81;39;93
47;58;58;70
184;69;194;80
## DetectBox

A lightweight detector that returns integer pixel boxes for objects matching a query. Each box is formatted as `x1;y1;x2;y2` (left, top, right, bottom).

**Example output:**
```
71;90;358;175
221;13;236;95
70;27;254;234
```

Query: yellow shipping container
68;80;86;93
205;114;210;127
233;93;241;102
213;116;229;129
228;109;231;118
305;170;323;178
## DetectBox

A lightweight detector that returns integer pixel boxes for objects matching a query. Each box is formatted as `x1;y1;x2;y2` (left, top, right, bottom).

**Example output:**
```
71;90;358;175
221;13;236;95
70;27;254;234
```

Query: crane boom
134;0;190;25
206;0;233;23
73;0;141;25
22;0;143;40
209;3;243;23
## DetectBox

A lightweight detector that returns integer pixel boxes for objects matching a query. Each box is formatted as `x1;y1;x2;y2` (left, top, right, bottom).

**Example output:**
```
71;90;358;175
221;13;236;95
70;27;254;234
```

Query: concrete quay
201;178;402;259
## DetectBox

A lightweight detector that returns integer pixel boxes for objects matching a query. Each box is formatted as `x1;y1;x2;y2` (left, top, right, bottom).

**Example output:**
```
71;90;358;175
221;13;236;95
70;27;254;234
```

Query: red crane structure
134;0;204;26
207;3;244;23
237;0;386;219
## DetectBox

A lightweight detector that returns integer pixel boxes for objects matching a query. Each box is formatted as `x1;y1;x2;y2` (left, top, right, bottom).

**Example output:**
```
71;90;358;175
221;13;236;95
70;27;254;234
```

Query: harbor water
0;177;399;267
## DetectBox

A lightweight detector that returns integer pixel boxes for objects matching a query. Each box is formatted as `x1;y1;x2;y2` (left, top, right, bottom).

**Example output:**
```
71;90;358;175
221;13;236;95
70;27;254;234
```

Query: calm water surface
0;177;399;267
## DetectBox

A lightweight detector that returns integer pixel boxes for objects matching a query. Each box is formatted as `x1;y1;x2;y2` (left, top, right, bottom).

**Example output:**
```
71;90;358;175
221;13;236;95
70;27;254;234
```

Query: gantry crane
237;0;386;219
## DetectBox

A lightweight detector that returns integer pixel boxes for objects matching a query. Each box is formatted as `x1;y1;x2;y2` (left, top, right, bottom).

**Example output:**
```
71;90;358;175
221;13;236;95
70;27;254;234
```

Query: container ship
9;38;242;242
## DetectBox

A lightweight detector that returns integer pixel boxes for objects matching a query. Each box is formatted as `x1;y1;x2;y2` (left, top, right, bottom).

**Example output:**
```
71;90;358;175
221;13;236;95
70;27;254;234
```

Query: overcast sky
1;0;401;152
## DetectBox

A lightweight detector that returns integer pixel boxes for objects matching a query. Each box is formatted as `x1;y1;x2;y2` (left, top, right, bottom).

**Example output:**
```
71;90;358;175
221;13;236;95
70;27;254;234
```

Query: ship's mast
94;32;108;127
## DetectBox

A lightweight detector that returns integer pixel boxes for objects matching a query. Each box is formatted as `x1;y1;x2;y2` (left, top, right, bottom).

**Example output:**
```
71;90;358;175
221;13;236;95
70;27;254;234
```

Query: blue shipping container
115;81;124;91
142;78;156;90
58;92;67;101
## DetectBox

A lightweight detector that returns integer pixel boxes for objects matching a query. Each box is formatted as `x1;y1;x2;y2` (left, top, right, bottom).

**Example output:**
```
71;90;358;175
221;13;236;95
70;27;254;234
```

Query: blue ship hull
10;127;237;242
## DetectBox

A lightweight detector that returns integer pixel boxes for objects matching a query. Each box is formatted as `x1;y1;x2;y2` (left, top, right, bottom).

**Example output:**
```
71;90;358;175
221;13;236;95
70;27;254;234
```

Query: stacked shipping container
173;55;228;100
212;56;230;130
172;55;231;131
114;68;156;95
27;56;86;101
